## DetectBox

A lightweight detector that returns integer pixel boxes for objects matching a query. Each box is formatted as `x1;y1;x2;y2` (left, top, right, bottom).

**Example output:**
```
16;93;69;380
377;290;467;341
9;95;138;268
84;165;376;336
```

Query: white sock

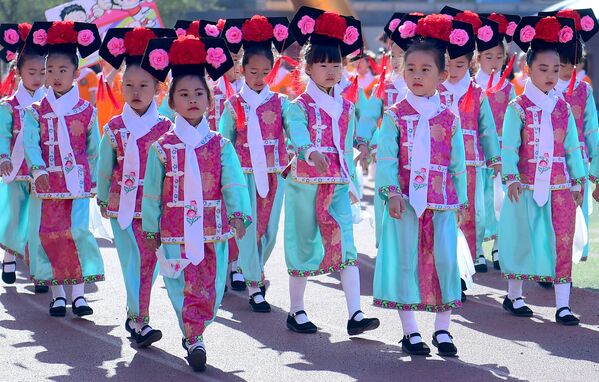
492;240;499;253
50;285;66;307
555;283;572;317
249;286;265;303
434;310;453;343
289;276;308;324
188;341;205;353
340;266;363;321
2;252;16;272
71;283;87;307
398;311;421;344
507;280;525;309
138;324;153;336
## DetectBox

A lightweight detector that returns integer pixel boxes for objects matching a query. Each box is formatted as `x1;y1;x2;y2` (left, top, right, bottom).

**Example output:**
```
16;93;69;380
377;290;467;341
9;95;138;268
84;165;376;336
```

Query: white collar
523;81;557;112
239;81;271;104
443;72;471;97
14;82;45;108
553;78;570;96
405;90;441;117
174;114;210;148
306;79;343;119
475;69;505;91
46;86;80;116
122;100;159;138
390;72;407;92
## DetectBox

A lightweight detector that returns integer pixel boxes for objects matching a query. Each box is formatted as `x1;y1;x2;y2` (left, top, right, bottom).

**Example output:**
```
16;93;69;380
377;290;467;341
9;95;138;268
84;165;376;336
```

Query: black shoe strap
349;310;364;321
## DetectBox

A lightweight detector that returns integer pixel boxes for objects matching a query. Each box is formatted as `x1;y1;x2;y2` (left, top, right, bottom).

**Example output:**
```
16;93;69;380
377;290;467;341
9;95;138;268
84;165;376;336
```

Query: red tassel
291;66;303;96
343;75;359;103
488;53;516;94
97;74;105;102
264;56;283;86
0;68;16;97
234;97;246;129
459;81;475;114
375;54;389;100
223;75;235;99
367;56;379;75
567;66;577;96
486;69;495;91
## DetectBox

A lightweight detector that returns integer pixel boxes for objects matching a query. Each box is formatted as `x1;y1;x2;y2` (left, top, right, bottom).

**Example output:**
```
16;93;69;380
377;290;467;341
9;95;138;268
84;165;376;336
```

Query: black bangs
526;48;559;67
46;49;79;69
242;44;275;67
404;40;446;72
305;43;342;65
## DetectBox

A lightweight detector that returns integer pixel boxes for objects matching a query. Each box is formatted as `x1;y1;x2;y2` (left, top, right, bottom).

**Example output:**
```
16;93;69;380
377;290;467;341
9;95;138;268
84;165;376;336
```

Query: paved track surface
1;182;598;381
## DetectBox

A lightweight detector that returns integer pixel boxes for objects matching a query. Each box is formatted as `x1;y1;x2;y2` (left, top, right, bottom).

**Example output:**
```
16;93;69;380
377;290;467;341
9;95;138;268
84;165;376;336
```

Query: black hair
59;4;86;21
526;47;558;67
404;40;446;72
46;50;79;69
559;43;583;65
167;73;213;110
242;44;275;67
463;51;475;63
123;61;159;84
304;43;342;65
16;51;44;71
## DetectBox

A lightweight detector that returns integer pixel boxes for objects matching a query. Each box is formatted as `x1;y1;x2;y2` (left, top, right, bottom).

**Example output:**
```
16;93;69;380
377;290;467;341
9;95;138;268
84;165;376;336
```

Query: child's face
46;54;78;95
17;56;46;93
404;50;447;97
226;52;242;82
390;43;404;74
478;45;505;76
242;54;272;92
306;61;342;90
171;75;209;123
123;65;159;114
529;51;560;93
559;61;574;82
356;58;371;75
446;55;470;83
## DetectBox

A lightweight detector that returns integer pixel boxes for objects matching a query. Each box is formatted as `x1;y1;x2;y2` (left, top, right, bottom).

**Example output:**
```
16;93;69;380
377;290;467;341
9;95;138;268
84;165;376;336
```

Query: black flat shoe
125;318;137;339
34;285;49;294
136;326;162;348
347;310;380;335
1;261;16;284
474;256;488;273
492;250;500;270
230;271;246;291
187;345;207;372
249;292;271;313
538;281;553;289
555;307;580;326
502;296;533;317
260;285;266;297
432;330;458;357
460;279;467;302
400;333;430;356
72;296;93;317
49;297;67;317
286;310;317;334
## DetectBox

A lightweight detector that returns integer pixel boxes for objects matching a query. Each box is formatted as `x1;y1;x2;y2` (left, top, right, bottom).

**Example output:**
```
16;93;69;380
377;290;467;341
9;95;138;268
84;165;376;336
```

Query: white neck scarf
173;115;210;265
405;90;440;217
239;82;271;198
46;86;82;196
305;80;358;199
553;78;570;98
475;69;504;91
3;82;45;183
117;101;159;229
443;72;471;115
523;81;557;207
389;72;408;101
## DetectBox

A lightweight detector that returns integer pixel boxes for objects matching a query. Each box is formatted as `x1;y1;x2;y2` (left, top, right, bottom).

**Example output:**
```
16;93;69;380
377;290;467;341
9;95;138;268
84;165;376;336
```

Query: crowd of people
0;5;597;372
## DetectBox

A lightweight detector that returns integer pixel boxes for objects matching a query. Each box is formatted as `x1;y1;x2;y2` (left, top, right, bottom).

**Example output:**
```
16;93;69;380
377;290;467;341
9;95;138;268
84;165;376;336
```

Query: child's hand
231;218;246;240
572;190;583;207
491;164;501;177
35;174;50;192
309;151;330;174
388;195;405;220
356;144;370;172
507;182;522;203
0;161;13;177
593;185;599;203
100;205;108;219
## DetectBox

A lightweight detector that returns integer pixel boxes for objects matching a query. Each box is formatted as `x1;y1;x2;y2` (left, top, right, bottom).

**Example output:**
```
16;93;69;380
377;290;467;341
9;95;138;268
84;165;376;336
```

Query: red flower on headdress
557;9;582;31
535;17;561;43
18;23;32;42
169;35;206;66
487;13;508;34
217;19;226;31
416;14;453;42
124;27;157;56
241;15;273;42
315;12;347;41
47;21;78;44
187;20;200;38
454;10;482;33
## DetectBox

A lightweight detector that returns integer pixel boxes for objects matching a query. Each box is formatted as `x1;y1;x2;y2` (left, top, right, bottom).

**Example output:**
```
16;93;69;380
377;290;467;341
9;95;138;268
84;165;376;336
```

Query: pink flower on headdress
449;29;469;46
205;24;220;37
273;24;289;42
149;49;169;70
520;25;536;43
398;21;417;39
3;29;19;45
32;29;47;46
107;37;125;56
558;26;574;43
343;26;359;45
225;26;242;44
477;25;493;42
206;47;227;68
5;50;16;61
506;21;517;37
581;15;595;32
389;18;400;32
77;29;94;46
176;28;187;37
298;15;315;35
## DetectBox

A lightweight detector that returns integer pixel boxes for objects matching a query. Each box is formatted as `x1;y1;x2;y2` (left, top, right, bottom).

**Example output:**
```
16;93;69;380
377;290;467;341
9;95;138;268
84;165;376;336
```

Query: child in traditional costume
141;34;252;371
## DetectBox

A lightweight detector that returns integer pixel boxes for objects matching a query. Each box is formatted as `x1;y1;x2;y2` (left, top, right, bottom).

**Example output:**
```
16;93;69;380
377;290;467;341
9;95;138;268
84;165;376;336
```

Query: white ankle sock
398;311;421;344
232;272;245;282
555;283;572;317
2;252;16;272
51;285;66;307
71;284;87;307
492;240;499;253
434;310;453;343
340;266;363;321
138;324;153;336
188;341;205;353
507;280;525;308
289;276;308;324
249;286;265;303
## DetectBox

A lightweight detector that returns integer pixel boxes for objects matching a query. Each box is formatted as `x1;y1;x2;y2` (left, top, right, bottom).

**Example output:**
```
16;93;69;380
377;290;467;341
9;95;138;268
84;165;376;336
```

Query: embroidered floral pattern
571;177;585;186
486;156;501;166
0;153;9;160
378;185;401;198
185;335;204;348
144;231;160;241
502;173;520;183
589;175;598;184
353;136;369;149
62;153;75;173
413;168;428;191
32;274;105;286
123;171;137;194
184;200;201;226
373;298;462;312
502;273;554;282
287;259;358;277
128;312;150;324
228;211;252;225
536;152;551;174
